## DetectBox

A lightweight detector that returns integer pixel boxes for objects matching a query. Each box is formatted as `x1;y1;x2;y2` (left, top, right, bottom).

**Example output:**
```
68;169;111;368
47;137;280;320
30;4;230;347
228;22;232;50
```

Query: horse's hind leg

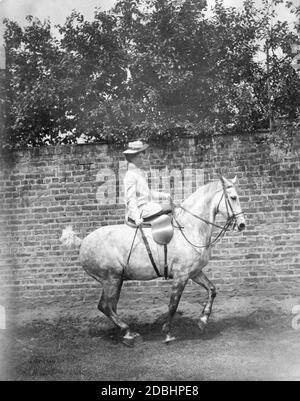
162;275;188;343
111;277;123;313
98;276;139;346
98;276;127;330
192;271;216;327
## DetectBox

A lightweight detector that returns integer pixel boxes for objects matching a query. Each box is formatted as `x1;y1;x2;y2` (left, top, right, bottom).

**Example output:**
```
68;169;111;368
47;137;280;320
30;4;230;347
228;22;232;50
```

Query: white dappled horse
60;176;246;346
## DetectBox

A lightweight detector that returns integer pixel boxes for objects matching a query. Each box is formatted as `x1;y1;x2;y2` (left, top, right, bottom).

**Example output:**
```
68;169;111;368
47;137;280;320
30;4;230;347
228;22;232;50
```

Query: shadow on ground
9;307;287;344
1;296;299;381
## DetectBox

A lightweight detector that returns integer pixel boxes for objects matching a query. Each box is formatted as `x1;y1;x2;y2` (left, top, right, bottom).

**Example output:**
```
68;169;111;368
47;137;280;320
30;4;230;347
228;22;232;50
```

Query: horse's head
216;176;246;232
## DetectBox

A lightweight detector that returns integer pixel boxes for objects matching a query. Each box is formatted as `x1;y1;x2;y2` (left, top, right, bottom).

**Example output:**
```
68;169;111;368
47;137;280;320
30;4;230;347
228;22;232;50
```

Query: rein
178;205;225;230
173;210;235;249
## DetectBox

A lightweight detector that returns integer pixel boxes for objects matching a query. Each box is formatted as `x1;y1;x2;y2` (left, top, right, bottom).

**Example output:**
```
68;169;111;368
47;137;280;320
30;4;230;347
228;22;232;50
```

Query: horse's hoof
200;315;208;325
198;321;206;332
164;334;176;344
198;316;209;332
122;336;135;348
133;332;143;344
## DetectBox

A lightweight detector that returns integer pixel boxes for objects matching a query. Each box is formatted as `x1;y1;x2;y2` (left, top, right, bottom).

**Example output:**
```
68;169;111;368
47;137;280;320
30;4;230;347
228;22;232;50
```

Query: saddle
126;214;174;245
125;213;174;279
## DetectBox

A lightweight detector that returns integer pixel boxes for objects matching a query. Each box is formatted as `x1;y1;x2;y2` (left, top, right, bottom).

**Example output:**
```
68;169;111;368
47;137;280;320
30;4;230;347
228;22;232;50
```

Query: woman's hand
134;217;144;226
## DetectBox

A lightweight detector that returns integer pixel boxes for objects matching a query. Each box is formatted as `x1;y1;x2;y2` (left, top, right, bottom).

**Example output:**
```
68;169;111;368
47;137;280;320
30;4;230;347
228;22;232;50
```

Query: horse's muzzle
238;222;246;231
236;215;246;231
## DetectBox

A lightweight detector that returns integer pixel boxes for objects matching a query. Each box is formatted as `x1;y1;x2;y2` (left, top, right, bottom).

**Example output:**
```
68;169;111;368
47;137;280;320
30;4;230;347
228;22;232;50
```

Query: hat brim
123;144;149;154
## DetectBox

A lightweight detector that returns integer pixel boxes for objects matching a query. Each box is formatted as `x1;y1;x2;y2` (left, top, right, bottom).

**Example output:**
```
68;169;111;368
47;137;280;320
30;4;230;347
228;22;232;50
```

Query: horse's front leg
162;274;188;343
192;271;216;327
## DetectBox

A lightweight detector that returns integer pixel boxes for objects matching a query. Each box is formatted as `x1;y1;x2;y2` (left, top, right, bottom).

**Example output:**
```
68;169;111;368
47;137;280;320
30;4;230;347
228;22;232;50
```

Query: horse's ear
221;175;230;185
221;175;237;186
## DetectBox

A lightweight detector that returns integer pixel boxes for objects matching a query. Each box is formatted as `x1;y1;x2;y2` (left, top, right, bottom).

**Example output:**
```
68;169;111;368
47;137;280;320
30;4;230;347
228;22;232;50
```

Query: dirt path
1;292;300;381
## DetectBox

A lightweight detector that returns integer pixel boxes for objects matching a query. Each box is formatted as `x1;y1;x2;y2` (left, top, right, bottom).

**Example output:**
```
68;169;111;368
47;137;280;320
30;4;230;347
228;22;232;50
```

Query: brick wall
0;69;5;149
0;132;299;306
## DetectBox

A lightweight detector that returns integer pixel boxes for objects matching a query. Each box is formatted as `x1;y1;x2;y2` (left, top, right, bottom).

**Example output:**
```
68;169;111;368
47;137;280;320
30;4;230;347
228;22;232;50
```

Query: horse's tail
60;225;82;248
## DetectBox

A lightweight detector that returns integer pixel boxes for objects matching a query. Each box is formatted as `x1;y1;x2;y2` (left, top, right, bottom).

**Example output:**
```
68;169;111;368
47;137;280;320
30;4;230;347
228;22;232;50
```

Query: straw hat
123;140;149;155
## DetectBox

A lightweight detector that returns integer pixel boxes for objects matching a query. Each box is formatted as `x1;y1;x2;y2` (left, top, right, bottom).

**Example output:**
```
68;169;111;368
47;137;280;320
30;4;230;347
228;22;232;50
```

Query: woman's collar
127;162;146;174
128;162;140;171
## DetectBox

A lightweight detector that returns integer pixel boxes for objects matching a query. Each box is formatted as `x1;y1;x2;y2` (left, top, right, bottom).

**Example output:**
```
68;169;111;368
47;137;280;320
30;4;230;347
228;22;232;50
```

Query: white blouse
124;163;169;221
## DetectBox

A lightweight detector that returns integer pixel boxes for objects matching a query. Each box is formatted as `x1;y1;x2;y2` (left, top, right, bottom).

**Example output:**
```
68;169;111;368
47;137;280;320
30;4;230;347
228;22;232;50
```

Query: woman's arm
150;188;171;202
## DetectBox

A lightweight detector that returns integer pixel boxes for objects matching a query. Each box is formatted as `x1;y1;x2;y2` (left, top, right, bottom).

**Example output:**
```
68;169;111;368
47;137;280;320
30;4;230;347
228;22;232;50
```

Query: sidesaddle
125;210;174;279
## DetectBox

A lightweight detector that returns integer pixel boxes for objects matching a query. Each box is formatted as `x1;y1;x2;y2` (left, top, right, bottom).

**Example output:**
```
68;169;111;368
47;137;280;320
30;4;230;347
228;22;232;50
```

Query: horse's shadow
89;311;261;343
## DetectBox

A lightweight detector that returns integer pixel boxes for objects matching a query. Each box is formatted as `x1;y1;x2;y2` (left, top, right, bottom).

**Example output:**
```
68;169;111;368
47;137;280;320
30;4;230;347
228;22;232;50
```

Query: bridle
172;177;244;250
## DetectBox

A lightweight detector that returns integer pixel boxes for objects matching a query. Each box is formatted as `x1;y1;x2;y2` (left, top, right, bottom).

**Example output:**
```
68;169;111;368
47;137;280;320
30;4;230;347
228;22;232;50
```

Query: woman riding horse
60;147;246;346
123;140;172;225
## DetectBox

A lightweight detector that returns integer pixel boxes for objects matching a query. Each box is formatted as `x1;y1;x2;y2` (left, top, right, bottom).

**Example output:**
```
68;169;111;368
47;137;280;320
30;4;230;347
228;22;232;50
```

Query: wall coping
0;130;274;158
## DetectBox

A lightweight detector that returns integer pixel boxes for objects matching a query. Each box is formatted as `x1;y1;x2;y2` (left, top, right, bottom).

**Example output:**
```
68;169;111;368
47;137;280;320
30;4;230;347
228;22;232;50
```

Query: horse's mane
181;180;220;211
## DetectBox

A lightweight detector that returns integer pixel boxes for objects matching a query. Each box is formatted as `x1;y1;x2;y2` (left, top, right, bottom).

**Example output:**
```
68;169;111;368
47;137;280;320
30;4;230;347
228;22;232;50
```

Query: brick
0;133;299;302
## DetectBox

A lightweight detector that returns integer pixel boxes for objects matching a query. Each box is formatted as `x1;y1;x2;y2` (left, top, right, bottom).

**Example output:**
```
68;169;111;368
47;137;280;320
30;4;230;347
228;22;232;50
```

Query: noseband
216;176;244;226
172;178;244;250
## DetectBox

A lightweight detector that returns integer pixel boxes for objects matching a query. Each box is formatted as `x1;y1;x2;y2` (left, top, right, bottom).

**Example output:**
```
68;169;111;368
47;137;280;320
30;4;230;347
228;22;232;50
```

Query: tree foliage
2;0;300;148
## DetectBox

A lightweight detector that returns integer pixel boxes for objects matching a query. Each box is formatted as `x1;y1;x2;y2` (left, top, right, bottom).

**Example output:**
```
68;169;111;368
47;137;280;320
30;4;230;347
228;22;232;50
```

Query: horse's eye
231;196;237;201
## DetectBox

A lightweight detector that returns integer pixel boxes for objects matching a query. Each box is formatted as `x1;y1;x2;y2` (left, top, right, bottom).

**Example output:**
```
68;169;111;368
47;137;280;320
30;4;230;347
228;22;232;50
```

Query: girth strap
139;227;162;278
125;226;169;280
164;245;168;280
